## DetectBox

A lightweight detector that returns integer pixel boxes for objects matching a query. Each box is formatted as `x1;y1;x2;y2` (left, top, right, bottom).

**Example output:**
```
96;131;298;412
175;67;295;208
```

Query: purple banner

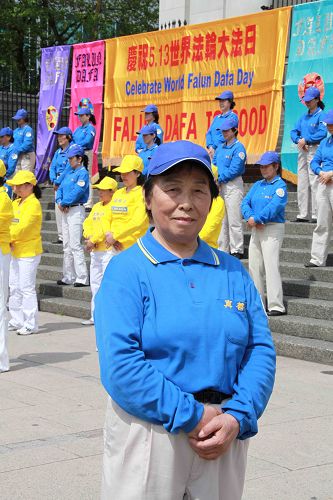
36;45;71;183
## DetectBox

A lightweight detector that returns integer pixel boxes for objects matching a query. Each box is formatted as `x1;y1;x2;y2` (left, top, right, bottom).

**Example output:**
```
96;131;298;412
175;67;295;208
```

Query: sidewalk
0;311;332;500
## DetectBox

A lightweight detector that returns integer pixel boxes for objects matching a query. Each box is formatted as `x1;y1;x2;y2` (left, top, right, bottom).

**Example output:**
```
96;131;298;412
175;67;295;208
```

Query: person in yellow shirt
6;171;42;335
0;160;13;372
199;166;225;248
82;176;118;326
105;155;149;250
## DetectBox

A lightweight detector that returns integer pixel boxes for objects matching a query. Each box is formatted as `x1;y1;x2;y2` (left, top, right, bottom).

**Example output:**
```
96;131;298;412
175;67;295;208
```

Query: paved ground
1;311;332;500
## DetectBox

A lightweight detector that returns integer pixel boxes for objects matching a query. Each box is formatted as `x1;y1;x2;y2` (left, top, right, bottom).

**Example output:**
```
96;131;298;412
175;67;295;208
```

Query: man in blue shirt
137;124;159;175
12;108;35;172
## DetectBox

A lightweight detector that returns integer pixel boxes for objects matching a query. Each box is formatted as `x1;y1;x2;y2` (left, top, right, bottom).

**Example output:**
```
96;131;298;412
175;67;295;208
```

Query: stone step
38;296;91;320
242;260;333;283
269;315;333;343
272;332;333;365
279;248;333;265
41;252;90;268
37;264;64;281
284;296;333;320
283;278;333;301
243;233;325;250
42;241;65;254
37;279;91;301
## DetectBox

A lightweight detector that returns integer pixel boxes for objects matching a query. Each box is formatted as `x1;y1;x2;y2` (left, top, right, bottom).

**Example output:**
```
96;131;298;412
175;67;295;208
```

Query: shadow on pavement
9;351;90;371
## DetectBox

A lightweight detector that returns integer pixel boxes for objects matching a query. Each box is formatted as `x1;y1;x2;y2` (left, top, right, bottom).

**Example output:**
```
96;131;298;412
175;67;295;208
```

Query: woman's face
14;183;34;199
69;155;82;169
260;163;278;182
1;135;11;146
305;98;318;112
98;189;114;204
121;170;139;189
219;99;231;113
143;133;155;146
79;114;90;125
144;112;154;123
57;134;70;148
146;164;212;245
222;128;236;142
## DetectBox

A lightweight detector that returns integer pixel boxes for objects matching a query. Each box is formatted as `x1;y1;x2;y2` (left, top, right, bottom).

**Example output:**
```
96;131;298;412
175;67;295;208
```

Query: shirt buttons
189;282;196;288
182;260;189;266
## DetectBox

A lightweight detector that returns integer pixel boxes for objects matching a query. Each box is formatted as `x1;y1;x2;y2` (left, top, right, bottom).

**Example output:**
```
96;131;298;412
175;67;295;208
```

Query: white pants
8;255;41;331
102;398;249;500
310;181;333;266
55;191;63;241
85;150;93;209
0;251;11;372
90;250;117;320
297;145;319;219
219;177;244;254
249;223;285;312
61;205;88;285
16;152;36;173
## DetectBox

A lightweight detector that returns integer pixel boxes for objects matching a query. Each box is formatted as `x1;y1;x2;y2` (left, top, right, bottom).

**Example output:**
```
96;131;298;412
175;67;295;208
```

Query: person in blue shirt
49;127;73;244
242;151;288;316
135;104;163;153
0;127;18;197
290;86;327;223
12;108;35;172
305;109;333;268
95;140;276;500
55;144;89;287
137;124;159;175
206;90;238;162
73;107;96;210
215;115;246;258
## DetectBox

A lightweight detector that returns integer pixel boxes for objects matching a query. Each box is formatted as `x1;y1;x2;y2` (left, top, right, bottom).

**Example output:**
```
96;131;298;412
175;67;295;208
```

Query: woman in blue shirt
215;115;246;258
242;151;287;316
135;104;163;153
290;86;327;222
95;141;276;500
137;123;159;175
12;108;35;172
0;127;17;197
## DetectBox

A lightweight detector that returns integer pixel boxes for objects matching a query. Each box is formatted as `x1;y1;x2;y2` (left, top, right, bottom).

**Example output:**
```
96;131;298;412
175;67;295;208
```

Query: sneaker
231;252;244;260
74;282;89;287
8;324;19;331
17;327;38;336
53;239;63;244
0;368;10;373
267;310;287;317
57;280;70;285
291;218;309;223
81;319;94;325
304;262;319;268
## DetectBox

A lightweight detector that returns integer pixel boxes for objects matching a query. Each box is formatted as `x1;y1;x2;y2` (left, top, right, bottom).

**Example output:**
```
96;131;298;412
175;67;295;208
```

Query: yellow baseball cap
92;176;118;191
6;170;37;186
0;159;6;178
113;155;144;174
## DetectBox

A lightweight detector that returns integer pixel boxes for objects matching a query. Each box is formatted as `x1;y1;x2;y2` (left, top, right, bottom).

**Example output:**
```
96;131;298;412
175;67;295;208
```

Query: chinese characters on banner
102;7;291;162
282;0;333;183
69;40;105;179
35;45;71;183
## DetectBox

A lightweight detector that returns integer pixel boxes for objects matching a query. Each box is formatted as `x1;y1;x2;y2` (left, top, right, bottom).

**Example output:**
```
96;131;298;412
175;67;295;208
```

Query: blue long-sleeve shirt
206;111;238;150
13;125;34;154
55;166;89;206
216;139;246;183
135;123;164;153
95;229;276;438
139;144;159;175
290;108;327;145
241;176;288;224
310;135;333;174
0;143;17;177
73;123;96;151
49;143;72;185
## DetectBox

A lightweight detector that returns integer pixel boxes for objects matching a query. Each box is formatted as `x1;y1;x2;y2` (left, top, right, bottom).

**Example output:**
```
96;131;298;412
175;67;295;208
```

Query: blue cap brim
148;157;214;178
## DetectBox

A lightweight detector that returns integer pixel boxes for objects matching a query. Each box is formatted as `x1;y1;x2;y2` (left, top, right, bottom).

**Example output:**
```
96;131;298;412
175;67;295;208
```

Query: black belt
193;389;231;404
68;204;84;208
307;142;320;146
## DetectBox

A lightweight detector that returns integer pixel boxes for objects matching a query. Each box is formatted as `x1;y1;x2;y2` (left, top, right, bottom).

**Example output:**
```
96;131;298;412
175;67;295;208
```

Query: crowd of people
0;85;332;498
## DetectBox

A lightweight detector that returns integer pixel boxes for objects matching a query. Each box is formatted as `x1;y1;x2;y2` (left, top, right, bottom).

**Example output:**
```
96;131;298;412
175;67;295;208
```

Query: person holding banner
6;171;42;336
242;152;287;316
12;108;36;172
49;127;73;244
82;176;118;326
305;109;333;268
137;124;159;176
135;104;163;153
0;160;13;371
0;127;17;182
199;166;225;248
290;87;327;223
56;144;89;287
95;140;275;500
73;107;96;210
206;90;237;162
215;115;246;258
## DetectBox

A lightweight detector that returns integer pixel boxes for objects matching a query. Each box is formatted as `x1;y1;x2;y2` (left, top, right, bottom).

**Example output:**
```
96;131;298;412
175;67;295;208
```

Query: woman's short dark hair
33;184;42;199
136;172;145;186
76;154;89;169
152;111;159;124
89;114;97;125
231;127;238;137
229;99;236;110
273;162;282;176
318;99;325;110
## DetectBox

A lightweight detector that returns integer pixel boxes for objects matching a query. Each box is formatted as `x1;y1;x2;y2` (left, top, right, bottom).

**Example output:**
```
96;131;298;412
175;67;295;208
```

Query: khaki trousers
249;223;285;312
219;177;244;254
310;181;333;266
297;145;318;219
101;398;249;500
16;152;36;172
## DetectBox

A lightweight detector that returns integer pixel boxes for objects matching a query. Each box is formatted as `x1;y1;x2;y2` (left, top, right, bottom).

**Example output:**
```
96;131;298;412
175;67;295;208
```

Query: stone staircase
37;184;333;365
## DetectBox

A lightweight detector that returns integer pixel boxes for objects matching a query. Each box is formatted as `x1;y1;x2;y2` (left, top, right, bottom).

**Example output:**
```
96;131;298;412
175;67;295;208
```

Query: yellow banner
103;7;291;164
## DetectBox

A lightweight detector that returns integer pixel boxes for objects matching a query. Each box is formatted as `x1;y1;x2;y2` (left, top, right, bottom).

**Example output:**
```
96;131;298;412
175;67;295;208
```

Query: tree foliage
0;0;159;90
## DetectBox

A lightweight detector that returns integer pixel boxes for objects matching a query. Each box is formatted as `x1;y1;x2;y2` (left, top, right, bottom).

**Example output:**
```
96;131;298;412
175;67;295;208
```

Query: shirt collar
138;229;220;266
223;139;238;149
308;108;321;117
261;175;281;185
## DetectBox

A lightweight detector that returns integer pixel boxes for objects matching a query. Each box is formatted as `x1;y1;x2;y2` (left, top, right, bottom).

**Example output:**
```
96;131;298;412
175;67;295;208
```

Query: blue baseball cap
12;108;28;120
147;140;213;178
303;87;320;102
66;144;85;159
217;115;239;131
321;109;333;125
137;124;156;135
53;126;73;136
141;104;158;113
215;90;234;100
257;151;280;166
74;108;92;116
0;127;13;137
